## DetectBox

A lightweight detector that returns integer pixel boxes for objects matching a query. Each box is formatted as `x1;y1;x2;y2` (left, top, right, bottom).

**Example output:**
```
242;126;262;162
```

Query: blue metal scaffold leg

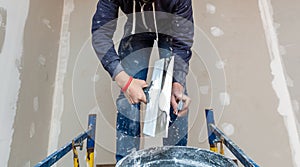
205;109;259;167
86;114;96;167
35;114;97;167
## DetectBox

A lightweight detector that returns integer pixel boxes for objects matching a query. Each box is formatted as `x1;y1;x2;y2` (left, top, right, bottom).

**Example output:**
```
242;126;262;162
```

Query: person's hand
115;71;148;104
171;82;191;117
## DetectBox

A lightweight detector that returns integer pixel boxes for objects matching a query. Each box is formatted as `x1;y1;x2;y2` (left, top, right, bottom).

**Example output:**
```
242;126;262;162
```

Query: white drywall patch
0;0;30;166
29;122;35;138
221;122;235;136
258;0;300;166
0;6;7;53
219;92;230;106
42;18;52;29
47;0;74;156
91;74;100;82
206;3;216;14
215;60;225;69
199;85;209;95
38;55;46;66
33;96;39;112
210;26;224;37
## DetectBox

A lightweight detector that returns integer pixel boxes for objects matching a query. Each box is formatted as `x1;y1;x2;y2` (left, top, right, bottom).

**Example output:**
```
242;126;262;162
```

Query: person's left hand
170;82;191;117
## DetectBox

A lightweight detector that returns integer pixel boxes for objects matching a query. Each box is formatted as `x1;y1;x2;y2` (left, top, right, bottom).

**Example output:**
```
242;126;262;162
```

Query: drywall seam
258;0;300;166
0;0;30;166
47;0;74;157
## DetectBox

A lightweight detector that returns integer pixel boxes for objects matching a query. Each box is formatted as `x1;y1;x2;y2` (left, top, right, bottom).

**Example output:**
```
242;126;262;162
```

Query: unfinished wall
7;0;63;166
0;0;63;166
270;0;300;161
196;0;295;166
52;0;298;166
0;0;29;166
1;0;299;166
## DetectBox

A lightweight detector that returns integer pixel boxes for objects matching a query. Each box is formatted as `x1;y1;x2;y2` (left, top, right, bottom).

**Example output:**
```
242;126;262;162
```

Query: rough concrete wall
6;0;63;166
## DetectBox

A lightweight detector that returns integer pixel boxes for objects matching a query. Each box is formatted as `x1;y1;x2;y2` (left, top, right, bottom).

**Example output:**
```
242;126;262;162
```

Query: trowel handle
177;100;184;111
143;81;153;103
143;88;150;103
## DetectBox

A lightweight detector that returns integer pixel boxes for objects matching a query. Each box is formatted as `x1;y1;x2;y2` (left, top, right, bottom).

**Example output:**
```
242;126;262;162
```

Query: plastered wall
7;0;63;166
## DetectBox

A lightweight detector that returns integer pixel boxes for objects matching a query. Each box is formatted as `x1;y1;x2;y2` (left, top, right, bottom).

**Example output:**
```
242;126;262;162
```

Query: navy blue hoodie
92;0;194;86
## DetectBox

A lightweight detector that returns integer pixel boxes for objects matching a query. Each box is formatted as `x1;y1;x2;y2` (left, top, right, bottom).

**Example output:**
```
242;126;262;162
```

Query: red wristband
121;76;133;92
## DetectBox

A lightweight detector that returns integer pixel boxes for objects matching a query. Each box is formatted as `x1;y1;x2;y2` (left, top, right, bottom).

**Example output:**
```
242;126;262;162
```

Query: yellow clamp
72;140;80;167
210;138;225;155
86;149;94;167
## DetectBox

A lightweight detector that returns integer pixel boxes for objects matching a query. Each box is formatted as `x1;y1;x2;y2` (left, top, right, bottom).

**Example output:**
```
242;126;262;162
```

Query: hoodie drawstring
152;2;158;41
131;0;158;41
131;0;136;34
141;2;150;31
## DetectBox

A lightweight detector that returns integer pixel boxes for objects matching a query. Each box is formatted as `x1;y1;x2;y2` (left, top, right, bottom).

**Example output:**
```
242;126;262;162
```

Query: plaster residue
199;85;209;95
42;18;52;29
274;22;280;30
0;0;30;166
258;0;300;166
206;3;216;14
219;92;230;106
278;45;294;88
221;123;235;136
292;100;299;112
279;45;286;55
29;122;35;138
33;96;39;112
215;60;225;69
0;6;7;53
91;74;100;82
210;26;224;37
38;55;46;66
47;0;74;155
285;74;294;88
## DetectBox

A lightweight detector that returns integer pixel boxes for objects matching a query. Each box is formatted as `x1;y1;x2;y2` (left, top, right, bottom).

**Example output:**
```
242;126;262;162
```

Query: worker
91;0;194;162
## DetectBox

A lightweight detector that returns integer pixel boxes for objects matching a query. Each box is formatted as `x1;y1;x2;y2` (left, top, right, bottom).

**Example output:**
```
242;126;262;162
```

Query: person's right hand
171;82;191;117
115;71;148;104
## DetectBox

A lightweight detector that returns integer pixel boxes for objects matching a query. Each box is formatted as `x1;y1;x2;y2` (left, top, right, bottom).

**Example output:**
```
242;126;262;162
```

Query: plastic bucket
116;146;237;167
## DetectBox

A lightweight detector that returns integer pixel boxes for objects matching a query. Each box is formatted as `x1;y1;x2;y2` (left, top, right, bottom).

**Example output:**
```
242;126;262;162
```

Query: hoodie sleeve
92;0;124;79
171;0;194;86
